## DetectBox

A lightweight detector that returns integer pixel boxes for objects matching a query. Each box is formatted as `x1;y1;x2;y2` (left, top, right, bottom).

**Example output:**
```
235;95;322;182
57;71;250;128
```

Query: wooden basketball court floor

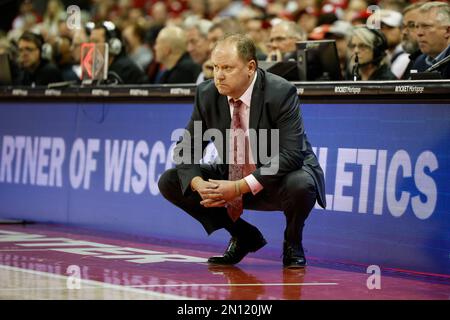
0;223;448;300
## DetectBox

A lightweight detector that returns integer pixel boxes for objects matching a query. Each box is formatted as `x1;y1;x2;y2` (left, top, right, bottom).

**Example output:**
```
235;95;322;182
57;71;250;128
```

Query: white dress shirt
227;72;264;195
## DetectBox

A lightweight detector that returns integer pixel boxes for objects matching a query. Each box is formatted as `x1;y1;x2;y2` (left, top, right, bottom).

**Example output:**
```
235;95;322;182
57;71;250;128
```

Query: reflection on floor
0;224;448;300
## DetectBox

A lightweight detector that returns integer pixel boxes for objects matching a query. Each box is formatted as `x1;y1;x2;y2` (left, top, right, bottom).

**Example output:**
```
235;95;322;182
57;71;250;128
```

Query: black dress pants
158;164;317;246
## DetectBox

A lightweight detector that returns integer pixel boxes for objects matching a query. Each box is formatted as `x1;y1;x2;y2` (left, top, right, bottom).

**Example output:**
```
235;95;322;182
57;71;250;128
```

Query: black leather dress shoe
208;233;267;265
283;241;307;268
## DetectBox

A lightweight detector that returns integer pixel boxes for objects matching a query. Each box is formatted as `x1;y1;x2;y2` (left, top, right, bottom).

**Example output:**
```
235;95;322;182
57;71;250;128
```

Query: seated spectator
294;6;320;35
122;23;153;71
40;0;66;41
184;17;212;84
266;20;306;62
54;36;79;82
208;0;244;18
309;20;353;79
89;22;148;84
12;0;41;31
0;38;21;84
207;17;243;51
186;0;209;19
367;9;410;79
238;7;269;60
202;58;214;81
154;26;201;84
412;2;450;79
244;17;269;60
144;25;165;84
70;28;88;81
344;0;371;24
400;2;423;80
346;26;397;80
16;31;63;86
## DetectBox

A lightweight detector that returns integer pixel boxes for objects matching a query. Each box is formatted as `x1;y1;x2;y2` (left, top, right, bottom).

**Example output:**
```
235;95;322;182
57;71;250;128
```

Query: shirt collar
426;44;450;66
434;44;450;63
228;72;257;107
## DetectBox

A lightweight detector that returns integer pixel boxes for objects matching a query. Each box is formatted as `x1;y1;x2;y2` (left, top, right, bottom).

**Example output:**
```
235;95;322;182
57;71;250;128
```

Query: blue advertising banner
0;101;449;275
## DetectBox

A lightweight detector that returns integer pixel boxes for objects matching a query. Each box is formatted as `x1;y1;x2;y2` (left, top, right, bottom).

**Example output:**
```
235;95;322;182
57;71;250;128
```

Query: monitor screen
296;40;342;81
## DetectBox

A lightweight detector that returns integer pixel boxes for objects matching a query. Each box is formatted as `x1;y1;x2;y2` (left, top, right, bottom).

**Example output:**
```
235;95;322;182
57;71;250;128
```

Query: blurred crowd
0;0;449;86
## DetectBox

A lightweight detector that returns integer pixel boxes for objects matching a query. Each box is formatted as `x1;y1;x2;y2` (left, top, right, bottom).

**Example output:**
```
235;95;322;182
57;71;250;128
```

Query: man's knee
158;168;178;199
282;169;317;204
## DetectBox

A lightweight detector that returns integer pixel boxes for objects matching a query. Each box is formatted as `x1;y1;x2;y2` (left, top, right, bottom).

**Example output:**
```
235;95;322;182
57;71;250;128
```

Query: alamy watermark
66;264;82;289
366;265;381;290
172;121;280;175
66;5;81;30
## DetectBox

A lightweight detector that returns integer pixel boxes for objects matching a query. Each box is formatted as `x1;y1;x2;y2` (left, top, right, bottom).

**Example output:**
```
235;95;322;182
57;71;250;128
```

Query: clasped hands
191;176;248;208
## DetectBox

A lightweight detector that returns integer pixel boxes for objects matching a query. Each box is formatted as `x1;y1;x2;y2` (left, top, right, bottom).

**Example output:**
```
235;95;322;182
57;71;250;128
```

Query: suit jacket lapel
217;94;231;129
249;69;265;166
249;69;264;131
214;94;230;167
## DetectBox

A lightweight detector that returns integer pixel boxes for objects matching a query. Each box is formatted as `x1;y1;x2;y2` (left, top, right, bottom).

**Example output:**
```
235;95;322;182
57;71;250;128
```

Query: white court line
0;264;193;300
0;249;59;251
1;264;338;293
0;287;113;291
130;282;338;288
1;282;338;291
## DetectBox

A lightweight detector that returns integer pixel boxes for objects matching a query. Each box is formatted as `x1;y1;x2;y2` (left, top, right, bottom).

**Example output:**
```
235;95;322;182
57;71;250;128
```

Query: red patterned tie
227;99;255;222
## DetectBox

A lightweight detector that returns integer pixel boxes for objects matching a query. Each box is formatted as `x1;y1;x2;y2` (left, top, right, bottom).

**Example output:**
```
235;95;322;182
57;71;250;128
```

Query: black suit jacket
174;68;326;208
412;54;430;73
18;59;63;86
412;46;450;79
109;54;149;84
159;53;201;84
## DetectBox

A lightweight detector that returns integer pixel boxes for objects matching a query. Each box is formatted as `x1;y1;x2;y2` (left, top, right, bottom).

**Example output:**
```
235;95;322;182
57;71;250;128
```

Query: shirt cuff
244;174;264;195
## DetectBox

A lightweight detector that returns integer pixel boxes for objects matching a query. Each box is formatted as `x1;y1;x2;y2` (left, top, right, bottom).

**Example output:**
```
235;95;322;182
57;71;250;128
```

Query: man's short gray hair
274;21;307;41
402;2;425;15
419;1;450;26
213;34;258;67
184;17;213;38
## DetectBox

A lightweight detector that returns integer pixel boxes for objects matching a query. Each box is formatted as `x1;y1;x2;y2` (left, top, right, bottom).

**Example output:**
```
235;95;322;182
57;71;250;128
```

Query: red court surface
0;223;448;300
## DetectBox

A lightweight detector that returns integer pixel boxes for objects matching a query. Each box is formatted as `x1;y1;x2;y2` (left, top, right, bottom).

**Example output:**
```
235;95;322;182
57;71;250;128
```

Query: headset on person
20;31;53;61
351;27;388;69
103;21;123;56
83;21;124;84
368;28;388;64
349;27;388;80
86;21;123;56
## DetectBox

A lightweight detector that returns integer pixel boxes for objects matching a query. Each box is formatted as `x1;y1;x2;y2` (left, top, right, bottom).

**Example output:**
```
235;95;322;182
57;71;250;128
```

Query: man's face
401;9;420;54
416;8;450;58
187;28;210;65
59;38;74;65
18;39;40;70
154;34;168;64
211;43;256;99
380;24;401;50
89;28;106;44
269;24;297;53
246;19;264;43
